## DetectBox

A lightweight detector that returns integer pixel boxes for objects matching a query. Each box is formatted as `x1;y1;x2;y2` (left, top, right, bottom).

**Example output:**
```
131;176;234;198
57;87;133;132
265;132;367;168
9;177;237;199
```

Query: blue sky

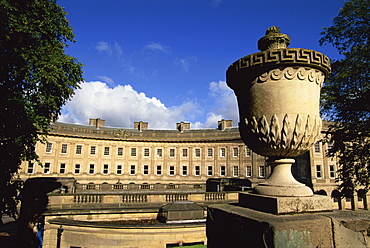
58;0;345;129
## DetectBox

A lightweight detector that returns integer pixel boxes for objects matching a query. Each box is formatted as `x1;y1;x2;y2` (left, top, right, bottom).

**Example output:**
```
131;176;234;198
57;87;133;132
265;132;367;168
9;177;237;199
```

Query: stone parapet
207;204;370;248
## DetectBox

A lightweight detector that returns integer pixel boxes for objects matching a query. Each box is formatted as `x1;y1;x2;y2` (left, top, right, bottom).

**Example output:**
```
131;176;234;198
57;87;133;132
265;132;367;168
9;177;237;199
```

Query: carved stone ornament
226;26;331;197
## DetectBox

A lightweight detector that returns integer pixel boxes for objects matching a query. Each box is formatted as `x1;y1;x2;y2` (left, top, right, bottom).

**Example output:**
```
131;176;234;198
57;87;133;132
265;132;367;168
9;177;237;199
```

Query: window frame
74;164;81;174
44;162;51;174
103;164;109;175
258;166;265;178
246;166;252;177
61;144;68;154
219;148;226;157
169;148;176;158
195;148;201;158
116;164;122;175
143;165;149;175
104;147;110;156
90;146;96;155
45;143;53;153
130;165;136;175
131;148;137;157
233;147;239;157
27;162;34;174
182;165;188;176
59;163;66;174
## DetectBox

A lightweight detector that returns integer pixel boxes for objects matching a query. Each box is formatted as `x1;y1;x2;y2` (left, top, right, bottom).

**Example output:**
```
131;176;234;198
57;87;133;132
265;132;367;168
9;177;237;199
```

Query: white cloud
175;56;197;72
143;42;171;54
59;80;239;130
96;41;123;57
202;80;239;127
59;81;199;129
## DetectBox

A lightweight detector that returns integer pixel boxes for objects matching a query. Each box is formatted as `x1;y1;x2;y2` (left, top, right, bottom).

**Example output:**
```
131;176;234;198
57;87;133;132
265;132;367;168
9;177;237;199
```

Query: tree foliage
0;0;83;220
319;0;370;194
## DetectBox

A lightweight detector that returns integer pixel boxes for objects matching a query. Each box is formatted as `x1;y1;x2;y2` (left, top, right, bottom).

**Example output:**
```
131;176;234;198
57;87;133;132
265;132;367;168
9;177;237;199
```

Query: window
89;164;95;174
316;165;322;178
117;147;123;156
45;143;52;153
44;163;51;174
131;148;137;157
207;148;213;157
182;149;188;157
76;145;82;155
74;164;81;174
130;165;136;175
259;166;265;177
233;147;239;157
207;166;213;176
61;144;68;154
220;148;226;157
60;163;66;174
116;165;122;175
156;165;162;175
233;166;239;177
220;166;226;176
90;146;96;155
144;148;150;157
327;142;334;150
157;148;163;157
169;166;175;175
169;149;175;158
103;164;109;174
195;166;200;176
182;166;188;176
314;142;321;153
329;165;335;178
104;147;110;156
246;166;252;177
143;165;149;175
245;148;251;157
27;163;34;174
195;149;201;158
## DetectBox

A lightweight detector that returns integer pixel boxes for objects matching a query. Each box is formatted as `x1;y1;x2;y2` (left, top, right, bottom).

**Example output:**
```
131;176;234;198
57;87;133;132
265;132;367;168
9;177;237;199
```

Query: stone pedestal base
239;193;332;214
207;204;370;248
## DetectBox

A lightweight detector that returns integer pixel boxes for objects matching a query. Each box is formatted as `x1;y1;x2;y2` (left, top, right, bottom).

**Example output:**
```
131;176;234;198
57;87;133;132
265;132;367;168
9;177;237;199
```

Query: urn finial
258;26;290;51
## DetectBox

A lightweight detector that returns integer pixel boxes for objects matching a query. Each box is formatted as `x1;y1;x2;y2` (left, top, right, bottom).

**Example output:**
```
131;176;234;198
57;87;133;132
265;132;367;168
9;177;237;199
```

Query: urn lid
258;26;290;51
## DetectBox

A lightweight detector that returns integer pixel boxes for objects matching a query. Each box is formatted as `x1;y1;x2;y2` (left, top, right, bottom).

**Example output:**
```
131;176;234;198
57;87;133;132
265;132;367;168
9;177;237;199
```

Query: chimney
177;122;190;132
218;119;232;131
134;121;148;131
89;118;105;129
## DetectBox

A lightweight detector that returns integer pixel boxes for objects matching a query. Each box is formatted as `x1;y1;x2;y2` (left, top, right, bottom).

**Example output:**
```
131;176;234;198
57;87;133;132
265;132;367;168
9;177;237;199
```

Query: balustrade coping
48;217;206;229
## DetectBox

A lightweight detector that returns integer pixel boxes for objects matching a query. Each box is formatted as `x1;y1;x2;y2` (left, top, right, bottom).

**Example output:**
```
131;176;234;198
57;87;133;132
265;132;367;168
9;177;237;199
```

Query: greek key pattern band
234;48;331;74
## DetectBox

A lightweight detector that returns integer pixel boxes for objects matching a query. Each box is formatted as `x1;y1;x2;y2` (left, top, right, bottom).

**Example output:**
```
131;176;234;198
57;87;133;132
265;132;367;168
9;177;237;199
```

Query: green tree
0;0;83;222
319;0;370;206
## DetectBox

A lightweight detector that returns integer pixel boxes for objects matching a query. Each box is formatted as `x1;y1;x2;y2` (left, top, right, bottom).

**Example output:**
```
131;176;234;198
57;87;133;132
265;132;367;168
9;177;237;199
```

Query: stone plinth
207;204;370;248
239;193;332;214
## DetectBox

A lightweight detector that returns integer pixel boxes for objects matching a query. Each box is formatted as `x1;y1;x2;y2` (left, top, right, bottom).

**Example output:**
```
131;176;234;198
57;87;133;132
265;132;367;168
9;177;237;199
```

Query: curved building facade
18;118;338;194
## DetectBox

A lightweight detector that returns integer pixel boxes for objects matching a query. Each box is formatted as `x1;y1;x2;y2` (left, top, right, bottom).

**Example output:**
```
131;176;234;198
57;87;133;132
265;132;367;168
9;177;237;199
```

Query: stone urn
227;26;331;196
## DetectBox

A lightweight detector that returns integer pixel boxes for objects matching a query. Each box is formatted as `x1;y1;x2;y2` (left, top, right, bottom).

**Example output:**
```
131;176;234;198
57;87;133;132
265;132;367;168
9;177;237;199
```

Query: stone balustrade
74;183;206;192
47;191;238;210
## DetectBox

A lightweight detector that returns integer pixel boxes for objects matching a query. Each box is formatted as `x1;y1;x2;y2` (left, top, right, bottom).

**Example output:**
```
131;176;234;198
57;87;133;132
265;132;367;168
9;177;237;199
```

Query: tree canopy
319;0;370;194
0;0;83;220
